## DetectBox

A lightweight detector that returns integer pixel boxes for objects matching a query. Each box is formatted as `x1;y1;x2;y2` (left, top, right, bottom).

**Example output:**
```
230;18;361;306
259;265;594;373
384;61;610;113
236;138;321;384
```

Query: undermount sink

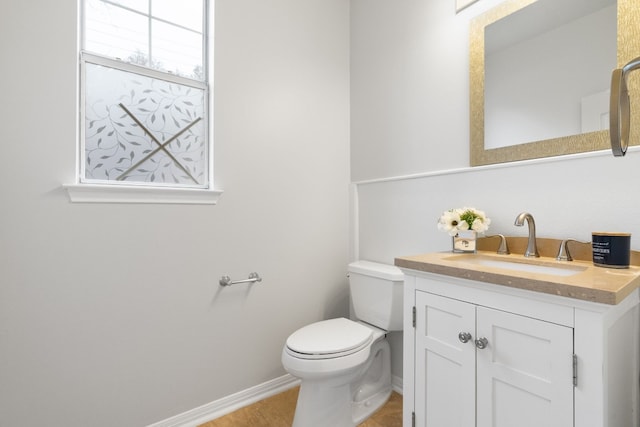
444;254;587;277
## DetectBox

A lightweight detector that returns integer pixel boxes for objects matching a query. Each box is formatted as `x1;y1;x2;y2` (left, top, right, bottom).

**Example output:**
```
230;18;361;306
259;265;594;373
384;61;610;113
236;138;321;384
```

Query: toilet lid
286;318;373;359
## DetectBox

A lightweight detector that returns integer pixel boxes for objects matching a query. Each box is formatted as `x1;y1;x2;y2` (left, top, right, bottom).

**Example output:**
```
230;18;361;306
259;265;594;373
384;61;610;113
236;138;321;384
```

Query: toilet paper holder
219;272;262;287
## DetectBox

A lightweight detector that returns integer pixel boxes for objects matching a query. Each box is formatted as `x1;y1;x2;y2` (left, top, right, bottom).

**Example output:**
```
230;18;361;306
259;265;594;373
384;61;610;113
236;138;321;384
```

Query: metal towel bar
219;272;262;287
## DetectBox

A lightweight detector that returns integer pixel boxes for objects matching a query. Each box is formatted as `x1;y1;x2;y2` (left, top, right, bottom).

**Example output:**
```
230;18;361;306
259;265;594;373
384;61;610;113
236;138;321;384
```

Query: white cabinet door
415;291;574;427
415;292;476;427
475;306;574;427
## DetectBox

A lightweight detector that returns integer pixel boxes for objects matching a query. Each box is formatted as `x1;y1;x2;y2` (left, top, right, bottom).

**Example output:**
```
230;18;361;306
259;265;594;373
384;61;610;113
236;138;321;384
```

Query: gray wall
0;1;350;426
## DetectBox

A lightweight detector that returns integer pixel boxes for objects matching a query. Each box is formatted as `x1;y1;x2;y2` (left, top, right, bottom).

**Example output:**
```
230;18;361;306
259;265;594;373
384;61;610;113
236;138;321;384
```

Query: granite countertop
395;248;640;305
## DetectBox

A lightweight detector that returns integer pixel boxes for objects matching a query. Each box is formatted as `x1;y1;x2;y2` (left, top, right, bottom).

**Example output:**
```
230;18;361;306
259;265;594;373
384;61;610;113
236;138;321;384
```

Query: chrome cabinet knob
475;337;489;349
458;332;472;343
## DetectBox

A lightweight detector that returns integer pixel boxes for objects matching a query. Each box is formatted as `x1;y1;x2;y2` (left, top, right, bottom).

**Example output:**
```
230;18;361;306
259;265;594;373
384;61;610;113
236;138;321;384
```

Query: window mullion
81;52;206;89
148;0;153;71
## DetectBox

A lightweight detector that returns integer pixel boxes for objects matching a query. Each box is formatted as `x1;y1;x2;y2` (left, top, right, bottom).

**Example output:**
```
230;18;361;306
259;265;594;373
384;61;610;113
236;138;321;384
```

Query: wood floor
199;387;402;427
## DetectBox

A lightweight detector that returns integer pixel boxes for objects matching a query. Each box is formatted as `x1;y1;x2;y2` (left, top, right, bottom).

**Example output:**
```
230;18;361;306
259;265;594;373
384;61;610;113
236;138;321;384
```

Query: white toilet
281;260;404;427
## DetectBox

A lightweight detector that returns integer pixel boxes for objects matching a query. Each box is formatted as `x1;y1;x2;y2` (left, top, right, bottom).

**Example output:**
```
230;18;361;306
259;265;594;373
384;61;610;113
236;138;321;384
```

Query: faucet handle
486;234;510;255
556;239;589;261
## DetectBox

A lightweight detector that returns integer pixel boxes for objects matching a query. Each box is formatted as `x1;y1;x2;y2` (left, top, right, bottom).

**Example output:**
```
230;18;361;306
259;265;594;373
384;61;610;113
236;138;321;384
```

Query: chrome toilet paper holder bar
219;272;262;287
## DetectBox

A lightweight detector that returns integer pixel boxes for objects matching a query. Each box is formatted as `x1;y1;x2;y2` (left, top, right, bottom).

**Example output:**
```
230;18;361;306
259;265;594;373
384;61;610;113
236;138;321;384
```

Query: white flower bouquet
437;207;491;236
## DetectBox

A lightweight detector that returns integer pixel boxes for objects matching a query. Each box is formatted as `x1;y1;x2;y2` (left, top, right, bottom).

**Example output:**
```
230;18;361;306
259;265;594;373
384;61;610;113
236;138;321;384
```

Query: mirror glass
485;0;615;149
470;0;640;166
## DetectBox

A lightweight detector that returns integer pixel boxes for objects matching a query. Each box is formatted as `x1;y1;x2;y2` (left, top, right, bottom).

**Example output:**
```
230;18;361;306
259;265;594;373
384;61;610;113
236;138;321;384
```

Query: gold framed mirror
470;0;640;166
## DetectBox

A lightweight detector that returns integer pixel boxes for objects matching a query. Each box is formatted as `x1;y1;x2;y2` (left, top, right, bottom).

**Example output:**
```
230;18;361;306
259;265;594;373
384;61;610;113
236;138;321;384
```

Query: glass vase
453;230;477;253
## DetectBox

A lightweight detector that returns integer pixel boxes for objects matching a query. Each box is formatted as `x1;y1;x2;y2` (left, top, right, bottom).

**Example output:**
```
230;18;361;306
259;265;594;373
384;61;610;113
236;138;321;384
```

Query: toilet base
292;379;355;427
352;338;392;425
291;338;391;427
352;388;392;426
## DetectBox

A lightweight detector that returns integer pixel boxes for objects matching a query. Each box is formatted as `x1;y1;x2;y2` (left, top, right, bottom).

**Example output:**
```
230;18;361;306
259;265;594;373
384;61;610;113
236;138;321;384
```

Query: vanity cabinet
415;291;573;426
401;270;640;427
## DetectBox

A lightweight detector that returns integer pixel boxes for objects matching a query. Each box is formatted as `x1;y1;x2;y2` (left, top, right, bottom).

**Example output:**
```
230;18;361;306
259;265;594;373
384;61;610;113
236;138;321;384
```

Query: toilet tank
348;260;404;331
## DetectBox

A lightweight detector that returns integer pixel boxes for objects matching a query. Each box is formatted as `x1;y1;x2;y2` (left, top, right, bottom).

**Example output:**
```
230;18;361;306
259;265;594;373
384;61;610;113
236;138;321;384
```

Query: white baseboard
147;374;301;427
392;374;403;395
148;372;403;427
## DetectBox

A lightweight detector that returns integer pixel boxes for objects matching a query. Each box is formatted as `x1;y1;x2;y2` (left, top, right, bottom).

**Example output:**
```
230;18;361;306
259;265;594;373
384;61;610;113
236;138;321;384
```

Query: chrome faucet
514;212;540;257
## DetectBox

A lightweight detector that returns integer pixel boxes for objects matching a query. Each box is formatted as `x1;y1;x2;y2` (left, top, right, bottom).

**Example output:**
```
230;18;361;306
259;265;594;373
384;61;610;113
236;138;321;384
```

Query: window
77;0;213;194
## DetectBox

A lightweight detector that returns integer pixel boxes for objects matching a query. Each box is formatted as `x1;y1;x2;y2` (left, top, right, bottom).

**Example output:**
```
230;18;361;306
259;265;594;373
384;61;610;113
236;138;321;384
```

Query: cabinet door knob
475;337;489;349
458;332;472;343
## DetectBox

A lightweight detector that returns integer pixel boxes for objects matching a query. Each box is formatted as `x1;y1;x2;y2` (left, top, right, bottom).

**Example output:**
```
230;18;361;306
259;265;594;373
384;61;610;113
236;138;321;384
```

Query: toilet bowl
281;261;403;427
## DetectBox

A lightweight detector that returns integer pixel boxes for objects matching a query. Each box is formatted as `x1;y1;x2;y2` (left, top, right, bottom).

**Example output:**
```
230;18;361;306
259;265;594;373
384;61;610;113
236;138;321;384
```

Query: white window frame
65;0;222;204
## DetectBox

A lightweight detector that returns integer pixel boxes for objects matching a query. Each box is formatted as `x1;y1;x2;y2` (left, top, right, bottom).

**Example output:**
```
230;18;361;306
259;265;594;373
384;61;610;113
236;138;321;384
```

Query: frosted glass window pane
153;0;203;32
152;20;203;78
84;0;148;61
84;63;207;186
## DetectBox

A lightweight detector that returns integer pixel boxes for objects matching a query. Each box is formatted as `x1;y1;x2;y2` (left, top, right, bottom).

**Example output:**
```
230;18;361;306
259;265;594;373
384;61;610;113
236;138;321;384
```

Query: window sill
63;184;223;205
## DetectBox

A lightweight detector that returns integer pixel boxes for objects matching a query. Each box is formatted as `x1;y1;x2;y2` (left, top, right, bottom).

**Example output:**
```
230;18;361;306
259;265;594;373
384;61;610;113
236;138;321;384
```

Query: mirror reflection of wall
484;0;616;150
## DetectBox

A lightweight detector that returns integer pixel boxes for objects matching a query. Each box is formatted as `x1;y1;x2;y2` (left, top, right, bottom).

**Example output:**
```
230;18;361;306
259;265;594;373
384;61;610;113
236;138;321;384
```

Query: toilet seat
285;318;373;360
